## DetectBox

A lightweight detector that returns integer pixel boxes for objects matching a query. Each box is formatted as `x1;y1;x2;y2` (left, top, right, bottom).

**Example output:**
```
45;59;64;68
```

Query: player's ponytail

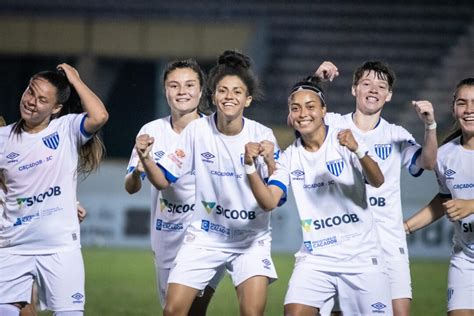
208;50;262;101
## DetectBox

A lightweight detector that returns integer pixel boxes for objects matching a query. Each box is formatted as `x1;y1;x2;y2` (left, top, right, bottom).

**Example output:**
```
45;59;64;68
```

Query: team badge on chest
42;132;60;150
374;144;392;160
326;159;344;176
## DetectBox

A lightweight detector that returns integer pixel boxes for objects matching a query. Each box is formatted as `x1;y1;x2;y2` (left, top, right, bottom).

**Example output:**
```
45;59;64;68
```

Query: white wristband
425;122;437;130
244;163;257;174
354;143;369;159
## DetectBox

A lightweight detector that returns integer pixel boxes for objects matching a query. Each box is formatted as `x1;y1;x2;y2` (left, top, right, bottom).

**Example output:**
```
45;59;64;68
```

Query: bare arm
58;63;109;134
337;129;384;188
412;100;437;170
244;142;283;211
404;194;446;234
124;160;144;194
135;134;170;190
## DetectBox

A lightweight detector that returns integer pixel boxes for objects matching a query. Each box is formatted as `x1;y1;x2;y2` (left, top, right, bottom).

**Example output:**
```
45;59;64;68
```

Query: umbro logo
154;151;165;160
201;152;215;163
291;170;305;177
6;152;19;162
444;169;456;177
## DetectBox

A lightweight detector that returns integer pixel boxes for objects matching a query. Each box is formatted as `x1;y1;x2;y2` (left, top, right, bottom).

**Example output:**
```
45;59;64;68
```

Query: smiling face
212;75;252;122
453;84;474;137
288;89;326;137
19;77;62;131
352;70;392;116
165;67;202;115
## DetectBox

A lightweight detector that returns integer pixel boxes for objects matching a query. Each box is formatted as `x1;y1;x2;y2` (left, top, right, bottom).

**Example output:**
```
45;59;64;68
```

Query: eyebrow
29;82;51;102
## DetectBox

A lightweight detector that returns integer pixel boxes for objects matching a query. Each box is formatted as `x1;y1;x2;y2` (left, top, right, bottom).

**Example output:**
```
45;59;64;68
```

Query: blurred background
1;0;473;257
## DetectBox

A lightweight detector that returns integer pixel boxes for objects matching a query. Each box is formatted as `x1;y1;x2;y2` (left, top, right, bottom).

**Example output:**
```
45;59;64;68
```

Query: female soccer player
314;60;438;316
135;50;280;316
245;76;392;315
0;63;108;316
404;78;474;316
124;58;223;315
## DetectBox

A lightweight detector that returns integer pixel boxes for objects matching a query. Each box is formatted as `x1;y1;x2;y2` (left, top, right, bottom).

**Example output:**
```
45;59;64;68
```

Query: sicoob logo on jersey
201;201;256;220
160;198;195;214
16;186;62;208
42;132;60;150
326;159;344;176
374;144;392;160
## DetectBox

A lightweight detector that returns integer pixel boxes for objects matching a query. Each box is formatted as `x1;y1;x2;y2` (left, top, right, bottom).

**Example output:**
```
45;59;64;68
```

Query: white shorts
447;255;474;312
284;258;393;315
154;260;225;307
385;258;412;300
319;258;411;314
0;249;85;312
168;242;277;291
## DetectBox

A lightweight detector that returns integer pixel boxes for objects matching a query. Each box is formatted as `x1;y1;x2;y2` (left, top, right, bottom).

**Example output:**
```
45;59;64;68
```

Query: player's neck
170;110;200;133
461;133;474;150
215;113;244;136
300;125;327;152
352;111;381;132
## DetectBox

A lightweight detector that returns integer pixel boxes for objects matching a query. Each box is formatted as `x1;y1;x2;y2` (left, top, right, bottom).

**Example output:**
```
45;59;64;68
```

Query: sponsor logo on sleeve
167;149;186;168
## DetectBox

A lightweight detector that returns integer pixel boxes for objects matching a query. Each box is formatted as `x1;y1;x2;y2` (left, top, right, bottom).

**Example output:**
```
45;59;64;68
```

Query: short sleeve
397;127;423;177
157;121;195;183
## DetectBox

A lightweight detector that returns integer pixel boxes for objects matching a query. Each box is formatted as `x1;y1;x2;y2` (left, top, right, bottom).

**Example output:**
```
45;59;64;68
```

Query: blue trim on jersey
408;147;424;177
80;114;93;138
126;166;146;180
268;179;287;206
439;193;452;199
157;163;178;183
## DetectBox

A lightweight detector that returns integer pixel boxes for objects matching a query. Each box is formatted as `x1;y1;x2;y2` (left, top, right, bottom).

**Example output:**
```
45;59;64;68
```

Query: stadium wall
78;161;452;258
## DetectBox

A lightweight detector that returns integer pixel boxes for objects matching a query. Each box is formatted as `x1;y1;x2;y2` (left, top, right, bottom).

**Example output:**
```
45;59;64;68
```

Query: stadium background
0;0;473;314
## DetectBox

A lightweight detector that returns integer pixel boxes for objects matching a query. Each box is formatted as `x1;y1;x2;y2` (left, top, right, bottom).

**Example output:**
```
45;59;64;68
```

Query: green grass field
38;247;449;315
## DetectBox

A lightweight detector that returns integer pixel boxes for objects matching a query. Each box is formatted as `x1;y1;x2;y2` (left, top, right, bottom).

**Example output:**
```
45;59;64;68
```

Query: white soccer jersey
0;114;90;254
269;126;382;273
158;114;280;252
325;112;422;259
126;116;196;268
435;136;474;260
